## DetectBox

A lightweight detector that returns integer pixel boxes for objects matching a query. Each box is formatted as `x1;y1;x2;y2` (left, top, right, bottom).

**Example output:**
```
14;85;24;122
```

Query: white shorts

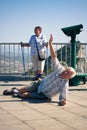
31;55;45;72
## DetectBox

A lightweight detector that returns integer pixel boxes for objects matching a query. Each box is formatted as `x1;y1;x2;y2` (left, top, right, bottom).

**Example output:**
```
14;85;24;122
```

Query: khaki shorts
25;81;48;99
25;81;41;92
31;55;45;71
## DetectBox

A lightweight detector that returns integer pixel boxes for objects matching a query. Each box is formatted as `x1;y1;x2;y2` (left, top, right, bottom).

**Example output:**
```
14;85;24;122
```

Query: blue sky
0;0;87;43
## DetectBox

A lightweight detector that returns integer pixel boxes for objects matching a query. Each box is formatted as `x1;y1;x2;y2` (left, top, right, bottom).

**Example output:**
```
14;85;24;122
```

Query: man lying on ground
3;34;76;106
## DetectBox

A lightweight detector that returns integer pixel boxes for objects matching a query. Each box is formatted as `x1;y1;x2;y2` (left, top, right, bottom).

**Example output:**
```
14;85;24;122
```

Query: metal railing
0;42;87;76
0;43;31;75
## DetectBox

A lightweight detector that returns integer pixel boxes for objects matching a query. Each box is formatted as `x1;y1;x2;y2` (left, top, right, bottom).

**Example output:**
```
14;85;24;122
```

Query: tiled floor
0;80;87;130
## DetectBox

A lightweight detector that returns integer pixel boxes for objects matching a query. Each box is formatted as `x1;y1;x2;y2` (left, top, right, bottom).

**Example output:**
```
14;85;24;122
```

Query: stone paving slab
0;81;87;130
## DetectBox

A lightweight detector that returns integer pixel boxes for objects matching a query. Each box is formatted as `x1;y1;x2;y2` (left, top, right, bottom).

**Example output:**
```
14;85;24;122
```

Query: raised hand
49;34;53;44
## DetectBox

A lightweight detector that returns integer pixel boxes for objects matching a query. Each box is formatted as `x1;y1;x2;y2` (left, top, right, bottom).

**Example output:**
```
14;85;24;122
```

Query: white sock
13;89;19;94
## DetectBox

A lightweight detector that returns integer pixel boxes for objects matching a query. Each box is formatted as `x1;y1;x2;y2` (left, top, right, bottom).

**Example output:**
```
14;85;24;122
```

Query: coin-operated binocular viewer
61;24;83;85
61;24;83;69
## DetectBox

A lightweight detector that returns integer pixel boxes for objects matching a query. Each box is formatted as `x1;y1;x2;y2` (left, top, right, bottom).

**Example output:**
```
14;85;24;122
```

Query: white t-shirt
29;34;48;56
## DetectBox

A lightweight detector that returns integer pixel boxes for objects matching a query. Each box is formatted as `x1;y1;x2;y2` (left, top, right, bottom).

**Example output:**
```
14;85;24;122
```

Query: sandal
3;87;18;95
3;89;13;95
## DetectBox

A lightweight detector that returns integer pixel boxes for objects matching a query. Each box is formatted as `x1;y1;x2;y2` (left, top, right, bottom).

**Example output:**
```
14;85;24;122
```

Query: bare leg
18;87;27;93
34;70;38;78
18;92;30;98
18;81;41;94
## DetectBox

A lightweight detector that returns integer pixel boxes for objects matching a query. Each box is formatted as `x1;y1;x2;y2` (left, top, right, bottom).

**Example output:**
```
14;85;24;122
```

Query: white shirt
38;58;68;100
29;34;48;56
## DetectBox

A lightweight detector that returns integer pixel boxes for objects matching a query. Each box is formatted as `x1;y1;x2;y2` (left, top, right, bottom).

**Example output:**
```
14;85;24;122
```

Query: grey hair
67;67;76;79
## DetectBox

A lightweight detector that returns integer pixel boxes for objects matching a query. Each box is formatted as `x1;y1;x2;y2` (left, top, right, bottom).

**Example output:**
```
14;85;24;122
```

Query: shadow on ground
0;94;58;104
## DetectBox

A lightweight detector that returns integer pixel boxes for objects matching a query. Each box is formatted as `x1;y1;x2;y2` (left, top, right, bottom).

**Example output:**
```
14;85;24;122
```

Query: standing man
21;26;48;80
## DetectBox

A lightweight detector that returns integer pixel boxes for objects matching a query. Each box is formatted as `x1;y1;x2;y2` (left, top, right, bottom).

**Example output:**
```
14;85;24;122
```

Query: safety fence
0;43;87;77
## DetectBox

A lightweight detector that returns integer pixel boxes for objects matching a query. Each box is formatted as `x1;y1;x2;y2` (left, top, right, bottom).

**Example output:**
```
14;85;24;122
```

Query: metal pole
70;34;76;69
46;47;48;75
21;46;26;80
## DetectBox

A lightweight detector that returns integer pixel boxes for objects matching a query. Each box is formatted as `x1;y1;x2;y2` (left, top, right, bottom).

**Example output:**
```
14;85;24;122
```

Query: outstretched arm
20;42;30;47
49;34;57;60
